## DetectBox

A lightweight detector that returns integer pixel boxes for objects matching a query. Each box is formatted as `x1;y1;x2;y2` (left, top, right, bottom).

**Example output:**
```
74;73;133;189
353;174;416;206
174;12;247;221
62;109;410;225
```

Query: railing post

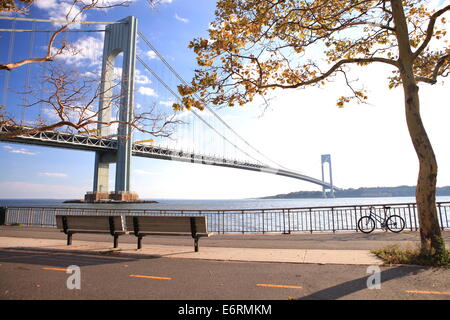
437;203;444;231
412;204;418;231
309;208;313;233
287;209;291;233
331;208;335;233
0;207;6;226
27;208;32;226
407;204;413;231
53;208;57;226
222;211;225;234
242;210;244;234
262;210;265;234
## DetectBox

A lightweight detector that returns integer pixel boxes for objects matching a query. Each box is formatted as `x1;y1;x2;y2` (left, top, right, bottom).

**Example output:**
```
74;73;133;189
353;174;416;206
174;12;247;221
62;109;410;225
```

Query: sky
0;0;449;199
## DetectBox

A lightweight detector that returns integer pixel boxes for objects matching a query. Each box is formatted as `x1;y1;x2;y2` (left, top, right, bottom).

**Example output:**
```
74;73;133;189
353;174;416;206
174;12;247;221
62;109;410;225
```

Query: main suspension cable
136;55;264;165
137;31;289;170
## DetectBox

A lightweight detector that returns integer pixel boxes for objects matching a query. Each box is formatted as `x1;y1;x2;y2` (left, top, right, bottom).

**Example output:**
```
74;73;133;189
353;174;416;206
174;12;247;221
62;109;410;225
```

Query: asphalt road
1;226;449;302
0;246;449;300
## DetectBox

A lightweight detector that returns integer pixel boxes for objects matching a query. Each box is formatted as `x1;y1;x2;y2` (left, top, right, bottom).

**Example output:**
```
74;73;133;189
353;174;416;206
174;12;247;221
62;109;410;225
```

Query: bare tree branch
0;63;180;139
0;0;129;71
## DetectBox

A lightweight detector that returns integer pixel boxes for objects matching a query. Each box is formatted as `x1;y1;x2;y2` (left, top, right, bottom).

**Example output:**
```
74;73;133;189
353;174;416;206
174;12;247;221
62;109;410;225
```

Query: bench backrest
56;215;125;233
125;216;208;235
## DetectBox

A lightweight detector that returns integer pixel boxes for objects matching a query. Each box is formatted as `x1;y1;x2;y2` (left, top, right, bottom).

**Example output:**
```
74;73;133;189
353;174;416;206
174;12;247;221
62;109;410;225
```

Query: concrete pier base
84;191;139;203
108;191;139;202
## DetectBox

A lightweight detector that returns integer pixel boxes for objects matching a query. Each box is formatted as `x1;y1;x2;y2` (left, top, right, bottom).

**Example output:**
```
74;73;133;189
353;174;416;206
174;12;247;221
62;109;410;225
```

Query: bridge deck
0;126;335;189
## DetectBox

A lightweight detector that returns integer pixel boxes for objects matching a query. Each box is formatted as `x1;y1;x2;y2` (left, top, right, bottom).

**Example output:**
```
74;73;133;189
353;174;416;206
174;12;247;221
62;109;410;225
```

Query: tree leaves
177;0;449;110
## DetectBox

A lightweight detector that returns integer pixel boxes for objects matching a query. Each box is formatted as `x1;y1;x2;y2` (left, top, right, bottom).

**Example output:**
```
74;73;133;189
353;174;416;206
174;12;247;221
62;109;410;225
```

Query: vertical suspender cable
137;32;287;169
23;21;36;124
2;20;16;108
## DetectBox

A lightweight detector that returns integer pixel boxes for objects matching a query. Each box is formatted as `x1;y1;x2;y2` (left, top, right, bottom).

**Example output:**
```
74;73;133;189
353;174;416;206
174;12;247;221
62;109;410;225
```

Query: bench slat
56;215;125;233
125;216;207;234
130;232;209;237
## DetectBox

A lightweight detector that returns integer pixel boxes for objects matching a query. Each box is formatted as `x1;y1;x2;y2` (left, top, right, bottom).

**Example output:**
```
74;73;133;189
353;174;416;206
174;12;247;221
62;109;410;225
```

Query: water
2;196;450;210
3;197;450;233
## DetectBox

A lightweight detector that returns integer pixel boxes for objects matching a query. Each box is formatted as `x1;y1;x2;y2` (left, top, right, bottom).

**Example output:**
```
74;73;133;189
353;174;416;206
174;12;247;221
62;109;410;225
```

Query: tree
0;0;178;139
1;63;180;139
177;0;449;258
0;0;129;71
1;0;33;14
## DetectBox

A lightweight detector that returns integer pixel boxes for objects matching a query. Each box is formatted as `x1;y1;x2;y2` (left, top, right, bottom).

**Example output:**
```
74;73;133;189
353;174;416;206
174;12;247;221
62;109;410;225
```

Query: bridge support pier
84;16;139;203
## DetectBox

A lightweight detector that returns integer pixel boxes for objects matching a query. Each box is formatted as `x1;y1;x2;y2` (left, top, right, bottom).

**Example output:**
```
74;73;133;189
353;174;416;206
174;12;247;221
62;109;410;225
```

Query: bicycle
357;206;405;234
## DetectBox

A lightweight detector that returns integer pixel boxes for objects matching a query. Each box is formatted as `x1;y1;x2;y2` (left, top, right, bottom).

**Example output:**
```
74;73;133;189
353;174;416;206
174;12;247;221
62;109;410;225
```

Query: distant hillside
261;186;450;199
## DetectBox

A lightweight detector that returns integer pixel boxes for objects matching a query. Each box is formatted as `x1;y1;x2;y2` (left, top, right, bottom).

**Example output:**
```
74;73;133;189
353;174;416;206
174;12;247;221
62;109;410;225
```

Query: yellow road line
42;267;67;272
129;274;172;280
256;283;302;289
405;290;450;296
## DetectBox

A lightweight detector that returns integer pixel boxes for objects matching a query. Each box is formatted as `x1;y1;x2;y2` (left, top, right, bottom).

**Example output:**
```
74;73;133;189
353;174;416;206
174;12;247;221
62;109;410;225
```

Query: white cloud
153;0;173;5
36;0;87;28
39;172;69;178
135;69;152;85
159;100;175;107
175;13;189;23
55;36;104;66
3;146;37;155
42;108;60;121
34;0;58;10
146;50;158;60
138;87;158;97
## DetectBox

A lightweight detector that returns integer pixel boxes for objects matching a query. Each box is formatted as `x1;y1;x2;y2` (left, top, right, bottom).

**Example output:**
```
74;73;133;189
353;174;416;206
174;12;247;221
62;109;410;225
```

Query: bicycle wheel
358;216;376;233
386;215;405;233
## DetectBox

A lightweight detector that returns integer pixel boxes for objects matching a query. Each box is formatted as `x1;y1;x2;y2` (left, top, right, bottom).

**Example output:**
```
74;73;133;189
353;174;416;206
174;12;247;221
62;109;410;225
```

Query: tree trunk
402;78;442;254
391;0;443;255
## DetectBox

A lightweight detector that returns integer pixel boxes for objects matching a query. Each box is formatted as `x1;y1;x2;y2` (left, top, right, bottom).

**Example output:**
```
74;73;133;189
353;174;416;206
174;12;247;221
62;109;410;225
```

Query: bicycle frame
366;206;390;227
358;206;405;233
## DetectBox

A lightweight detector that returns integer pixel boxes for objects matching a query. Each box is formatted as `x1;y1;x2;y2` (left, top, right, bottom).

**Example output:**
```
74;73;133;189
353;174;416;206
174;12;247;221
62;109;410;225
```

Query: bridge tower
85;16;138;202
321;154;335;198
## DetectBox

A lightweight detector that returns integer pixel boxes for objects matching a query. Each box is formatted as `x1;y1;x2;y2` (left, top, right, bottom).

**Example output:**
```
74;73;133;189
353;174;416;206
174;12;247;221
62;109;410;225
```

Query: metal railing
2;202;450;234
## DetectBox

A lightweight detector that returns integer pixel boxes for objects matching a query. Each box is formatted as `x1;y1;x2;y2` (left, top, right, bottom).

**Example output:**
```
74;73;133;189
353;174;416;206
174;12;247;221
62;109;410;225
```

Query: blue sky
1;0;450;199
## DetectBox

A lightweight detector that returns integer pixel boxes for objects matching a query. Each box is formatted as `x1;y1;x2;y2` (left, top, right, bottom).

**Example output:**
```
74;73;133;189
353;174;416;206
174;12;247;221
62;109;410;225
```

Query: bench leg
194;237;199;252
113;234;119;248
137;236;143;250
67;233;72;246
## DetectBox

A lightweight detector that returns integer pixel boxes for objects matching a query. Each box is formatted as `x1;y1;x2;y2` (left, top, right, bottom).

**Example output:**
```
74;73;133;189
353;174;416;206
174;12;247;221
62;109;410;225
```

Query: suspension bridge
0;15;336;201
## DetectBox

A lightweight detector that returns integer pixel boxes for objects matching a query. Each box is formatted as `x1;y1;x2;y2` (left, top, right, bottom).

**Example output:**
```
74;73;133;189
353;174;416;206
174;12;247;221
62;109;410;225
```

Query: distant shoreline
261;185;450;199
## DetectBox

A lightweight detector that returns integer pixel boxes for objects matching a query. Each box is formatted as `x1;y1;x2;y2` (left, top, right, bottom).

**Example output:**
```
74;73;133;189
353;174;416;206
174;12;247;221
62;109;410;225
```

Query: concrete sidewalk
0;236;383;265
3;226;448;266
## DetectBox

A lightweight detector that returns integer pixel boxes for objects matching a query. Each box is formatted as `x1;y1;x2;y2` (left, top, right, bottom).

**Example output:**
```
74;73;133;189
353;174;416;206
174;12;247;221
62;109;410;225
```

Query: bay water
2;196;450;210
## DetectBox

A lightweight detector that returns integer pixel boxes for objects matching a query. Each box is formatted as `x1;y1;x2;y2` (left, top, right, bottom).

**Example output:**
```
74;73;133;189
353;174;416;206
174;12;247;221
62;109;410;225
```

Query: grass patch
372;244;450;267
9;223;22;226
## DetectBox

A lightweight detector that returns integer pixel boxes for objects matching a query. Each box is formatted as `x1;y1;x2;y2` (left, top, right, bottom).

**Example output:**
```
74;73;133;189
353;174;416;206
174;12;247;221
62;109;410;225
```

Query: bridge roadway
0;125;335;189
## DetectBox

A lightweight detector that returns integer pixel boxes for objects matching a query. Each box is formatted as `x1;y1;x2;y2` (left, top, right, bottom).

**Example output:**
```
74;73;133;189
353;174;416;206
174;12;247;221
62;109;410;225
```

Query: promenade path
0;226;449;300
0;226;449;265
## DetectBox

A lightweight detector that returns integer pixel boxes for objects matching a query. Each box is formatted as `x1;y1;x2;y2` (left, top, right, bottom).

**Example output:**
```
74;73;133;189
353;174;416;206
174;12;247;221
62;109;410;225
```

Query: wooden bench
56;215;126;248
125;216;209;252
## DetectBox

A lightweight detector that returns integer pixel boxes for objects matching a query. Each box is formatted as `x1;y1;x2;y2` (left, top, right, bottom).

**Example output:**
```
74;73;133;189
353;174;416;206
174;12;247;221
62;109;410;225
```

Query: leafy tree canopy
175;0;449;110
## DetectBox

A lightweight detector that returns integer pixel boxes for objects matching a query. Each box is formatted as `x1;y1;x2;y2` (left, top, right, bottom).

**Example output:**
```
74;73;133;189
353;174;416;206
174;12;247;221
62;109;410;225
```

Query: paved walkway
0;236;383;265
3;226;449;266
